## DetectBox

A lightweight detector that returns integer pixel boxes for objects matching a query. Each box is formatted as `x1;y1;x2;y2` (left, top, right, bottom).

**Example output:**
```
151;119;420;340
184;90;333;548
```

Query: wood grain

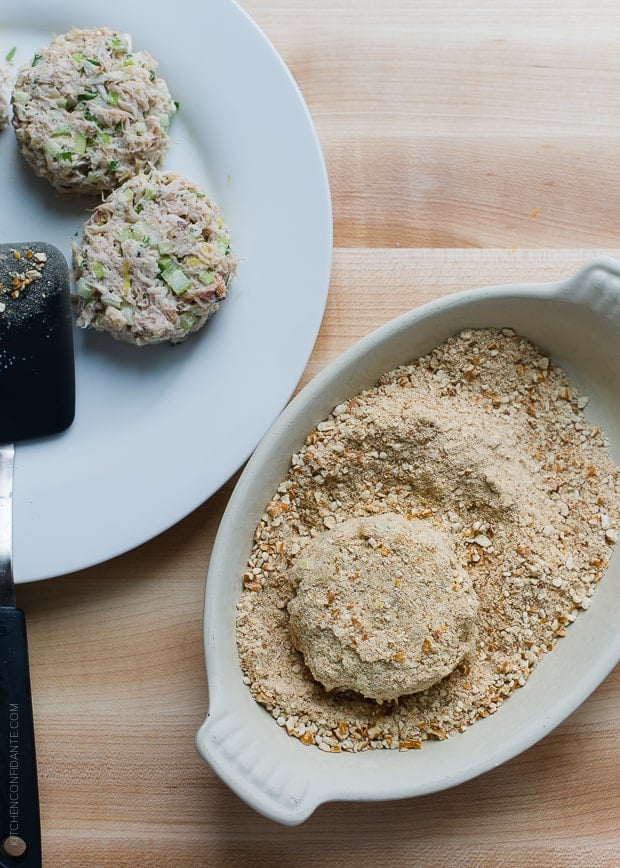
13;0;620;864
242;0;620;249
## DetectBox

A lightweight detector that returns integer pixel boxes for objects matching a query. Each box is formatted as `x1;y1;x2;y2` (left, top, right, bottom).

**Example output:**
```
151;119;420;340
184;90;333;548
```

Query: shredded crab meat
72;168;236;346
11;27;176;195
0;62;14;129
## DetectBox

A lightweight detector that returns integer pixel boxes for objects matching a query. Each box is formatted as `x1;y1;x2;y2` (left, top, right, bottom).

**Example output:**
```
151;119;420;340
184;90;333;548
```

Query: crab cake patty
287;514;479;702
11;27;176;196
72;169;236;345
0;62;13;129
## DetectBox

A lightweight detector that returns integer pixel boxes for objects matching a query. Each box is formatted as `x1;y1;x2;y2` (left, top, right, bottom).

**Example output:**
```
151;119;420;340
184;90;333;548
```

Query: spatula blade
0;242;74;443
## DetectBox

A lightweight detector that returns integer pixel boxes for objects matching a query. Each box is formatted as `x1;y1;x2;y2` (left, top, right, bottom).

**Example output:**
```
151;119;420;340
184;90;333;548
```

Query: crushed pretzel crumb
236;329;620;752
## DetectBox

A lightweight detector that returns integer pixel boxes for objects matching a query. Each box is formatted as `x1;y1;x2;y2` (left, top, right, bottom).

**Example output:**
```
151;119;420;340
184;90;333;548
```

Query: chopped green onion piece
198;270;215;286
56;97;68;109
5;47;16;62
91;262;104;279
148;70;156;82
108;37;127;53
76;277;93;299
157;254;174;272
73;52;101;69
106;90;120;106
118;228;133;241
73;131;87;155
173;100;180;112
161;266;192;296
144;186;157;200
132;221;147;238
101;292;122;309
78;91;97;101
31;53;42;66
135;203;144;214
180;313;196;332
58;152;73;162
98;132;111;144
217;236;231;254
122;55;135;67
44;138;64;157
108;160;119;172
158;113;170;130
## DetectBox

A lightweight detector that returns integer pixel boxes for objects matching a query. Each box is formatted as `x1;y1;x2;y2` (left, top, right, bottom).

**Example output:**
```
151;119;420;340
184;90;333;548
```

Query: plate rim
2;0;333;582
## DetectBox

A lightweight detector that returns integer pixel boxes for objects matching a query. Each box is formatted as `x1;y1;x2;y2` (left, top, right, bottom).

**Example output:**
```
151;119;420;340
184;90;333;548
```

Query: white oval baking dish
196;257;620;825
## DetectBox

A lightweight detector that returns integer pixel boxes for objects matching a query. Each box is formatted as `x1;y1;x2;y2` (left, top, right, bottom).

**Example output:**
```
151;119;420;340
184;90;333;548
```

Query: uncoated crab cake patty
72;168;236;346
11;27;176;196
0;62;13;129
287;513;479;702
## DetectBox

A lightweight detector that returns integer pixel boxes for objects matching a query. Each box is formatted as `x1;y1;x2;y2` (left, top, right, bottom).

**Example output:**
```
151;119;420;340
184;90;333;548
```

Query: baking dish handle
196;711;320;826
554;256;620;324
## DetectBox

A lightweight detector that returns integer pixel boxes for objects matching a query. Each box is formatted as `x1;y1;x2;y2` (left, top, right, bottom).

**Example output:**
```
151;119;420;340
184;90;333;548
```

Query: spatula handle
0;608;41;867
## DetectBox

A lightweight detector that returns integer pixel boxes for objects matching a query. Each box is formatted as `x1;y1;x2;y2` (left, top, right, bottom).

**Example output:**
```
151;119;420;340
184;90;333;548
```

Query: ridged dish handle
196;710;318;825
555;256;620;325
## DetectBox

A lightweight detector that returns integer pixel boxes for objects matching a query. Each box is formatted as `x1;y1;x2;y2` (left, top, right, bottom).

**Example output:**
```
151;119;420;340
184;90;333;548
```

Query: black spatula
0;243;75;867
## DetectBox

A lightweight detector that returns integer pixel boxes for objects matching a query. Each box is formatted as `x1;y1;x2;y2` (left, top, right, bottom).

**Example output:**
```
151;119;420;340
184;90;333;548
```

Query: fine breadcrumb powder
236;328;620;753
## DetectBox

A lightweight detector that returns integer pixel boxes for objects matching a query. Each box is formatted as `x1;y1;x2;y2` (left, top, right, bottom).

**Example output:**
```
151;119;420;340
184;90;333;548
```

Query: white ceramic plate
0;0;332;582
197;258;620;825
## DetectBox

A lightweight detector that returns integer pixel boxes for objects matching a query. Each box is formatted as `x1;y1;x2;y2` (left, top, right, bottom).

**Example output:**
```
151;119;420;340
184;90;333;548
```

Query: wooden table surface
17;1;620;865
